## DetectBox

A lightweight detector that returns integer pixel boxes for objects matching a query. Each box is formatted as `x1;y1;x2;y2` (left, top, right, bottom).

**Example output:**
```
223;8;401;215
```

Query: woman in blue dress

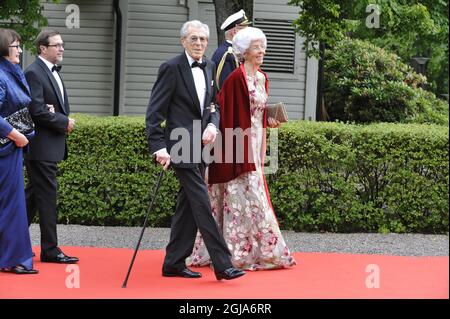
0;28;38;274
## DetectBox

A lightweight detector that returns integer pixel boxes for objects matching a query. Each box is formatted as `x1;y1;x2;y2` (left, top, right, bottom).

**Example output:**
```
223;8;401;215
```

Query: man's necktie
191;61;206;70
52;64;62;72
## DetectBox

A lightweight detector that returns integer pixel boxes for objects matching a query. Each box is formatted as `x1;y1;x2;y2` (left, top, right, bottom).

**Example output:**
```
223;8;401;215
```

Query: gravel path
30;224;448;256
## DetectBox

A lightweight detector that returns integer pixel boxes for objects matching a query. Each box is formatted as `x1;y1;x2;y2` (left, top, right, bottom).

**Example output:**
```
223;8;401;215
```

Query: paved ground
30;224;449;257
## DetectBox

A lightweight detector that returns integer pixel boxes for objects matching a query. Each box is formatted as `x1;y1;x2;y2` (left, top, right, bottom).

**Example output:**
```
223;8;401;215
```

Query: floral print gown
187;71;296;271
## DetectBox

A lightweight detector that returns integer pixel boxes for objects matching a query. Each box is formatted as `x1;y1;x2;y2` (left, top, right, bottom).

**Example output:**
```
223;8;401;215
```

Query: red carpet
0;246;447;299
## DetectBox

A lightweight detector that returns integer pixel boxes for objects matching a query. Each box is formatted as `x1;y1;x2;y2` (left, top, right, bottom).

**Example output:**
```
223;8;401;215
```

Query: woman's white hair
180;20;210;38
232;27;267;61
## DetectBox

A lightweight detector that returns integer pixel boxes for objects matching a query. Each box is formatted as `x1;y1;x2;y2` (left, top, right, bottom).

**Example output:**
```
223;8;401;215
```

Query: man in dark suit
24;29;78;264
146;20;245;281
212;9;251;90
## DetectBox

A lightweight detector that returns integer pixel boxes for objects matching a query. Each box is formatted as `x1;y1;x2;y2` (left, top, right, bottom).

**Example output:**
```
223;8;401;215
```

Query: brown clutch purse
267;102;289;123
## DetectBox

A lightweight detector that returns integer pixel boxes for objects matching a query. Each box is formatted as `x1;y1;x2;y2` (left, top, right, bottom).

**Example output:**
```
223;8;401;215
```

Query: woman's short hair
35;29;60;54
0;28;21;57
232;27;267;61
180;20;209;39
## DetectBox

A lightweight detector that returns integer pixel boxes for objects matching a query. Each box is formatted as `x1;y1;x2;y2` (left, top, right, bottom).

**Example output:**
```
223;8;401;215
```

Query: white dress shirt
39;56;64;103
185;51;206;115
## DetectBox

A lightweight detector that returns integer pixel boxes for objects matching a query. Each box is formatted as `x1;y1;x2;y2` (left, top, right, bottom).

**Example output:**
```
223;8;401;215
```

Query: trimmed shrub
325;37;449;125
49;115;448;234
55;114;178;227
269;121;448;233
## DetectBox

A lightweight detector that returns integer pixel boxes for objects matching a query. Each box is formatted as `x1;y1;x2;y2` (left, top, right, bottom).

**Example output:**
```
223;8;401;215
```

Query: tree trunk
316;42;329;121
213;0;236;45
213;0;253;46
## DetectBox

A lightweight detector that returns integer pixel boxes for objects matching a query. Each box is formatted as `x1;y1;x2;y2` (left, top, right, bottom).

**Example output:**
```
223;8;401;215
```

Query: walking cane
122;169;165;288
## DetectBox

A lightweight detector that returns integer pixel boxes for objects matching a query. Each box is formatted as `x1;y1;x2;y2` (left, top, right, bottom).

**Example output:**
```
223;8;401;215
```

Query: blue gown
0;57;34;270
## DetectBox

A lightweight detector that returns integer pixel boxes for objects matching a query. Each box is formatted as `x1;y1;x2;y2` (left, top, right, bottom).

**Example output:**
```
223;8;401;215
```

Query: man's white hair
232;27;266;61
180;20;210;38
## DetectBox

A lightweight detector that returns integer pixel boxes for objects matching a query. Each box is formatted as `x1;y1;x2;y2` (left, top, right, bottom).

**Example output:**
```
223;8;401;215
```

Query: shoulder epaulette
216;47;239;90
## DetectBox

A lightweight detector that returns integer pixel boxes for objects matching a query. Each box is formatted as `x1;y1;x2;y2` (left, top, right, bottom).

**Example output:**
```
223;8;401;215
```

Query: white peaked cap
220;9;251;31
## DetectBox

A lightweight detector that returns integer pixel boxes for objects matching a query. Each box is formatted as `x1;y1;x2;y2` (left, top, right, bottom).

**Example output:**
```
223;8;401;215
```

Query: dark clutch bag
267;102;289;123
0;107;35;146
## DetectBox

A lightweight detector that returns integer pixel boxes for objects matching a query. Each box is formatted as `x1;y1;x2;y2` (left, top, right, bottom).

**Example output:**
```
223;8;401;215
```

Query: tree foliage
325;38;448;125
288;0;448;95
0;0;59;52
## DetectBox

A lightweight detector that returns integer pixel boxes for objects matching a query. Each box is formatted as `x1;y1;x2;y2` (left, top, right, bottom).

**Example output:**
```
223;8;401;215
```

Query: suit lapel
59;74;70;115
178;54;202;115
36;58;67;115
204;61;211;107
201;61;213;124
62;83;70;114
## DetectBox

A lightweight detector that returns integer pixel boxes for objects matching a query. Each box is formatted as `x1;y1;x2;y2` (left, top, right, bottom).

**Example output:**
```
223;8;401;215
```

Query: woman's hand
267;117;281;128
7;128;29;148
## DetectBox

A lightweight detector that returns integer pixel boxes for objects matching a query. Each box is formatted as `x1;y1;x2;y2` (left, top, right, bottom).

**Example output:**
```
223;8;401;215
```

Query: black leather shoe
1;265;38;275
41;252;79;264
162;268;202;278
215;267;245;281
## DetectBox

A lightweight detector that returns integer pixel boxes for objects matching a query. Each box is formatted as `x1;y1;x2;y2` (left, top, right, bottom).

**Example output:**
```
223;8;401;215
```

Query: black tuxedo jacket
24;58;70;162
146;52;220;168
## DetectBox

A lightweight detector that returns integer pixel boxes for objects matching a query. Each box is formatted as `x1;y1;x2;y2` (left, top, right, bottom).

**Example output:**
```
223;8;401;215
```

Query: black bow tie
191;61;206;70
52;64;62;72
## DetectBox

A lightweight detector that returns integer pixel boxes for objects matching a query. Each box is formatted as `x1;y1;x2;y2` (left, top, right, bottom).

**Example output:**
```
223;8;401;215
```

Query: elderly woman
187;27;296;271
0;28;37;274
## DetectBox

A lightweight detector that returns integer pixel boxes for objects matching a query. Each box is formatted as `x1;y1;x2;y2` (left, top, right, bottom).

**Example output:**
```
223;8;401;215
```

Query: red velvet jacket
208;64;269;184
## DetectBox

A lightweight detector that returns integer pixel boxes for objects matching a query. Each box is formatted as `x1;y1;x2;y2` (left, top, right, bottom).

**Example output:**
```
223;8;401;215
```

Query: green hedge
54;114;178;228
49;114;448;234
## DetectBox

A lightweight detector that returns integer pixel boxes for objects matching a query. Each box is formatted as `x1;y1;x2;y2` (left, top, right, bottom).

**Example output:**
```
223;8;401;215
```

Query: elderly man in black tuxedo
24;29;78;264
146;20;245;281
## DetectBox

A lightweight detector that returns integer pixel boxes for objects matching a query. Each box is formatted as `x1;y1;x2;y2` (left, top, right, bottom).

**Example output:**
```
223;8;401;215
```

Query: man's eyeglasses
46;43;65;49
9;45;21;50
187;36;208;44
